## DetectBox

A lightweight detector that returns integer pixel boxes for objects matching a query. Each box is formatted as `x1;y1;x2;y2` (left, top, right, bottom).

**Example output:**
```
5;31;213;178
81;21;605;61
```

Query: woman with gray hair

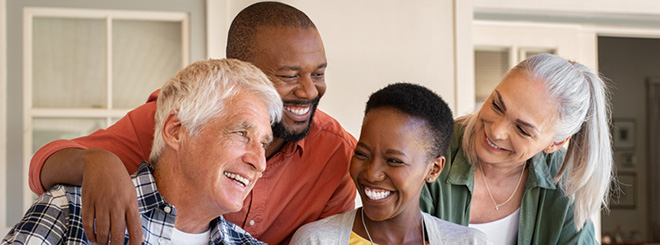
421;53;612;244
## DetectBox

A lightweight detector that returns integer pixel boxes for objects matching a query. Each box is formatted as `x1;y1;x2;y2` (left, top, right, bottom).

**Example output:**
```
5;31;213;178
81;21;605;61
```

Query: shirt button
163;206;172;213
157;237;165;243
249;220;255;226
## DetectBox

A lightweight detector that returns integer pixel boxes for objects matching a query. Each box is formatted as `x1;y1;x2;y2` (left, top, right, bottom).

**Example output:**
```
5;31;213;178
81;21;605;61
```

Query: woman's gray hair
460;53;613;230
149;59;283;164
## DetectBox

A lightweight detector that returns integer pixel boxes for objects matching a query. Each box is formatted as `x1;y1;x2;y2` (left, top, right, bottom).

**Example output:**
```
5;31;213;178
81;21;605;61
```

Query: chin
363;207;395;222
223;203;242;213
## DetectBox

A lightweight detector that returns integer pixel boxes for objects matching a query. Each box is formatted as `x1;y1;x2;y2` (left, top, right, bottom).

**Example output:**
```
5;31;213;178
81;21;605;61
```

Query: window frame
22;7;189;211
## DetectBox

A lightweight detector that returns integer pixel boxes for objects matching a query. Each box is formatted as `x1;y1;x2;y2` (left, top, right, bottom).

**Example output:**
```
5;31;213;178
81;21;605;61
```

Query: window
23;7;189;210
472;21;583;109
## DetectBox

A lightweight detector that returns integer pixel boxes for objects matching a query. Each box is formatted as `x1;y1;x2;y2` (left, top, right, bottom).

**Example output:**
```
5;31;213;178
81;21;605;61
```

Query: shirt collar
131;162;263;244
131;162;168;214
526;152;557;190
277;117;323;158
280;137;305;158
445;150;475;191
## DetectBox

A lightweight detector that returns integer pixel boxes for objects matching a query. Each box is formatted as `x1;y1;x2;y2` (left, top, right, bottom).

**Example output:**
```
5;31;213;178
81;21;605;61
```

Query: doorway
598;36;660;243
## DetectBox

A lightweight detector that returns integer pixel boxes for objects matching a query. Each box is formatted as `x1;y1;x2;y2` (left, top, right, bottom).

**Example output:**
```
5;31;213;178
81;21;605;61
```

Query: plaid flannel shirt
3;162;265;245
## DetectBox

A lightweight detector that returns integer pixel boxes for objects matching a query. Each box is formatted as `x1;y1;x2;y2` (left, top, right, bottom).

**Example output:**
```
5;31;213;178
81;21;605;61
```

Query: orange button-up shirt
30;90;357;244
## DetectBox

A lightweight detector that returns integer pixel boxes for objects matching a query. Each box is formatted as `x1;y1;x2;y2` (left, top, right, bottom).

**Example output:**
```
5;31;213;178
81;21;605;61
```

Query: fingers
126;202;144;245
94;209;111;245
82;201;97;244
110;210;126;245
83;199;142;245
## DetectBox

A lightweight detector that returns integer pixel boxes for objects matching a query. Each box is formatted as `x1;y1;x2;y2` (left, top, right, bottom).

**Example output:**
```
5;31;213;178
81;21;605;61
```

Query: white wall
598;36;660;242
208;0;468;137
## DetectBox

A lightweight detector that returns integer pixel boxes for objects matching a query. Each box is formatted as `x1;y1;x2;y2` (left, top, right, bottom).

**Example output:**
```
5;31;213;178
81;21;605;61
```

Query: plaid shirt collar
132;161;264;245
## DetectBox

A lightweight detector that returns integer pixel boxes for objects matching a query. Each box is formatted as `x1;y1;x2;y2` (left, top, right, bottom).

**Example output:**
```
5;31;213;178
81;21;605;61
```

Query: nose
363;159;385;182
293;74;318;100
489;117;508;141
242;140;267;173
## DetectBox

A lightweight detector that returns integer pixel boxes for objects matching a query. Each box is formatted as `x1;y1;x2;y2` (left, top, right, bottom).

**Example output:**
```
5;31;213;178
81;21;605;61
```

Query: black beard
272;97;319;142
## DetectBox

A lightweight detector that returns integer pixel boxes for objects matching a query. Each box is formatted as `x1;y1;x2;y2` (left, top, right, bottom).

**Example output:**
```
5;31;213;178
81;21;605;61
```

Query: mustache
282;97;320;106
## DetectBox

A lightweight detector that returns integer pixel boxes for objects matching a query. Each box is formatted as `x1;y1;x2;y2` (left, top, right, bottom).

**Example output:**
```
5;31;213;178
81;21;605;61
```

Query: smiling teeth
486;137;501;149
224;172;249;187
285;106;310;116
364;188;392;200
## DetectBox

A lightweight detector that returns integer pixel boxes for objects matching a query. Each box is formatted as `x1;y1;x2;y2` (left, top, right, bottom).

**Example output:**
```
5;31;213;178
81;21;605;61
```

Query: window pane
32;118;107;154
521;48;555;61
112;20;182;109
475;49;509;107
32;17;107;109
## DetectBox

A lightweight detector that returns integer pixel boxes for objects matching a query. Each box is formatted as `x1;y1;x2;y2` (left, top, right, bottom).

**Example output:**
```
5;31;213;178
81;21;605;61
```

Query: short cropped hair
149;59;283;163
365;83;454;158
227;1;317;61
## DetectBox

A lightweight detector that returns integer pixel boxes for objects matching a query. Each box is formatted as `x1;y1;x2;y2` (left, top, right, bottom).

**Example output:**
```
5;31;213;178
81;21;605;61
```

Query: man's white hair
149;58;282;164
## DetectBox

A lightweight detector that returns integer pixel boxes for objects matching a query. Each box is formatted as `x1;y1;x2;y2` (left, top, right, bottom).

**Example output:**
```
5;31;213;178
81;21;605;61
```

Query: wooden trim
454;0;475;117
29;109;130;118
182;13;190;65
24;7;187;21
0;0;7;230
206;0;227;59
22;7;34;211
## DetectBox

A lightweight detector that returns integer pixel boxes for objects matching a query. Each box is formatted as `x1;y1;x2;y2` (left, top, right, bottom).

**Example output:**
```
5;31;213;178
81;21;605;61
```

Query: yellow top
349;230;430;245
349;231;376;245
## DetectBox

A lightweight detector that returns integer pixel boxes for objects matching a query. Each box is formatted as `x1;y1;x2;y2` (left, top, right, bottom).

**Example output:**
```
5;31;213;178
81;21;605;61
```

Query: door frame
0;0;7;235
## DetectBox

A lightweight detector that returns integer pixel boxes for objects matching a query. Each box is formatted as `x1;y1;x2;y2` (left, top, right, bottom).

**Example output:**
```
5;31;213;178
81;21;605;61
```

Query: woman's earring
427;177;432;182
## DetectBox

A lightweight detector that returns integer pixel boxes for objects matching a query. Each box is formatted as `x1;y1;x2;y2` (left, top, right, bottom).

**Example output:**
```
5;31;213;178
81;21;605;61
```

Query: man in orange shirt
29;2;356;244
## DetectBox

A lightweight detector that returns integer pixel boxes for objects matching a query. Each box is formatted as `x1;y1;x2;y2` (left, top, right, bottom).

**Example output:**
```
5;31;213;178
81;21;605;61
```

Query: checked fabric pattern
3;162;264;245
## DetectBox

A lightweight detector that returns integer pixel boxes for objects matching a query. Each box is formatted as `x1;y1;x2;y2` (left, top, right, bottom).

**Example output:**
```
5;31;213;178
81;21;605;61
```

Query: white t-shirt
171;227;210;245
469;208;520;245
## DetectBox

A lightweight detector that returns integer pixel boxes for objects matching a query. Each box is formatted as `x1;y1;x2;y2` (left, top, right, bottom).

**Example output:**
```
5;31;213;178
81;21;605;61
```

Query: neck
266;137;286;159
478;161;526;181
358;207;425;244
153;162;214;233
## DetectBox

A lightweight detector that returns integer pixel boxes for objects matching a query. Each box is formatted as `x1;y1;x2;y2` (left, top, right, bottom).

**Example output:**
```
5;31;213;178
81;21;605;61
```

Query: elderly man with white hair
3;58;282;244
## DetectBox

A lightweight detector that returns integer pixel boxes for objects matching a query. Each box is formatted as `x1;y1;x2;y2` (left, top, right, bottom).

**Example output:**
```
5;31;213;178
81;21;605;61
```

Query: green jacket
420;122;597;244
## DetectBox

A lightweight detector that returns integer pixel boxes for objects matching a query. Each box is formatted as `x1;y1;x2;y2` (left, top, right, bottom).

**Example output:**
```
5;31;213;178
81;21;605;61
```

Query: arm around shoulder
29;95;158;194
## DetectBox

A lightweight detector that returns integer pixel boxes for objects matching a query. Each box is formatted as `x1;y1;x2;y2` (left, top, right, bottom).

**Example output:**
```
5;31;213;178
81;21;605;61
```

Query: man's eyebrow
277;63;327;71
239;121;253;129
278;66;300;71
239;121;273;143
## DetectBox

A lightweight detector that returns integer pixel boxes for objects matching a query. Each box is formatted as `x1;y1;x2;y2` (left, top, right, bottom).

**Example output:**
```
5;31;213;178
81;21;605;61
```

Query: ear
162;111;183;152
426;156;446;183
543;136;572;154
